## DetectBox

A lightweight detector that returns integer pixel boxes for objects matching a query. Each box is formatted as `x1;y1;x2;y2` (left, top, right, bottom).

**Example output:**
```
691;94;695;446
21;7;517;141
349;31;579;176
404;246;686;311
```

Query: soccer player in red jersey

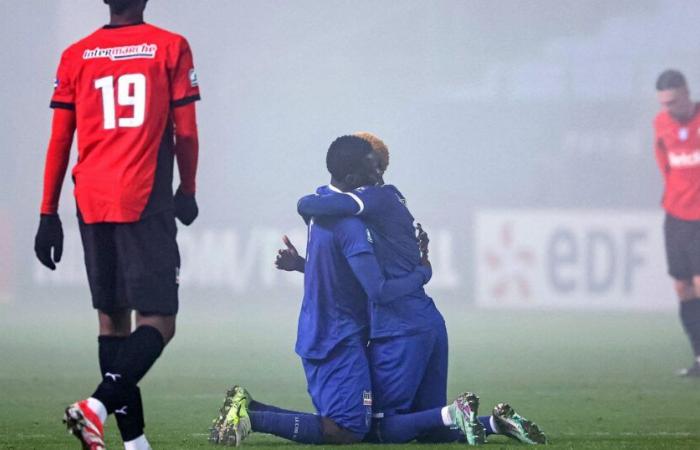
34;0;200;448
654;70;700;377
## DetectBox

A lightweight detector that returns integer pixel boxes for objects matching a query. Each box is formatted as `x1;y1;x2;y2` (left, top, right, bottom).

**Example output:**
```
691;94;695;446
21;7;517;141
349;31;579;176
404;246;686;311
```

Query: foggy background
4;5;700;447
2;0;699;311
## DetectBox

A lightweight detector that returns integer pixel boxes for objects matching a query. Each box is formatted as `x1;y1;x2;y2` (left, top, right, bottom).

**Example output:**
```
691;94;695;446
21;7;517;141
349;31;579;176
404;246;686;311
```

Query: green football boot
220;386;252;446
209;386;252;446
492;403;547;445
449;392;486;445
209;386;237;444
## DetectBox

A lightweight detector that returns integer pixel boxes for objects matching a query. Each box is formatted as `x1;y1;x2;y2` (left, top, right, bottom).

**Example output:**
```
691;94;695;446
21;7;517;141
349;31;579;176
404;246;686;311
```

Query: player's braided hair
326;135;374;181
354;131;389;173
656;69;687;91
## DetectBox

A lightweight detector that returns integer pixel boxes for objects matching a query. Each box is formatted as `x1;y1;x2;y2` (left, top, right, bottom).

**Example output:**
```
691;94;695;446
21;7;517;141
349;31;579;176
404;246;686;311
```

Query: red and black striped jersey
654;104;700;221
50;22;200;223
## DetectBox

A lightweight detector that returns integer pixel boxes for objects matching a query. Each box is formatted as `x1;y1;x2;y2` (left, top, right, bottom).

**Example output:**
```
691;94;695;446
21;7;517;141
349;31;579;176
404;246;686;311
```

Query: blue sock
248;410;323;444
376;408;445;443
249;400;297;415
478;415;496;435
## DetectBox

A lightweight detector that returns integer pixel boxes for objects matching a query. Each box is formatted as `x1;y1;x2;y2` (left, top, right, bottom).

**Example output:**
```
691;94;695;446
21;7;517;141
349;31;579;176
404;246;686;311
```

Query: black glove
34;214;64;270
174;188;198;226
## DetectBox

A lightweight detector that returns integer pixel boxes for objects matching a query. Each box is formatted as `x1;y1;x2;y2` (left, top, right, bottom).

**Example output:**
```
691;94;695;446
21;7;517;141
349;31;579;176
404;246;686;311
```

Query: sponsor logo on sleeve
189;68;198;87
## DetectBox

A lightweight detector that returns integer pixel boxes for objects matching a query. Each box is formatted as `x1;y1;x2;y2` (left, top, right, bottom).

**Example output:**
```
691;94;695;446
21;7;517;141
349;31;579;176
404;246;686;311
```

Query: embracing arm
297;192;361;219
347;252;431;305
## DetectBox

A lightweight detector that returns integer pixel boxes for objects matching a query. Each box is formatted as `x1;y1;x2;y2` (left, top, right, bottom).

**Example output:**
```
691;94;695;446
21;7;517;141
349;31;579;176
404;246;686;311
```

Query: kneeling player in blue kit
209;136;435;446
287;132;547;445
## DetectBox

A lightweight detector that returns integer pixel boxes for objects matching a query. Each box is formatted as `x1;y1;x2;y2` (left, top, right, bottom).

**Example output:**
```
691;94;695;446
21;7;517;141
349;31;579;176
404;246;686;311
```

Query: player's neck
330;178;350;192
108;12;144;26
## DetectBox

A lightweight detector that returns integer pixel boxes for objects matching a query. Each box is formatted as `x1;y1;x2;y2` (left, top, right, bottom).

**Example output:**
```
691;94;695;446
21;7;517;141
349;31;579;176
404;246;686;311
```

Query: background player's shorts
301;337;372;437
664;213;700;280
369;322;448;417
78;210;180;315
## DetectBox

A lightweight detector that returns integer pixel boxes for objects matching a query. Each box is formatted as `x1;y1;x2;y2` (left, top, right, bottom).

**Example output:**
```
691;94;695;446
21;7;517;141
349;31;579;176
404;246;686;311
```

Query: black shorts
664;213;700;280
78;210;180;315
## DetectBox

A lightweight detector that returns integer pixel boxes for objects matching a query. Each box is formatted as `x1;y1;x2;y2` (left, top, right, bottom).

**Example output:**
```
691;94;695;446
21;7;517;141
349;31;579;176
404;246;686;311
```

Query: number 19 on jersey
94;73;146;130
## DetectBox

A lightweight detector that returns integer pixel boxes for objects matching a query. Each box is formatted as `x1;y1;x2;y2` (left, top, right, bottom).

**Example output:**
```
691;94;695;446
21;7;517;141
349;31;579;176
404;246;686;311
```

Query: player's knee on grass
320;417;365;444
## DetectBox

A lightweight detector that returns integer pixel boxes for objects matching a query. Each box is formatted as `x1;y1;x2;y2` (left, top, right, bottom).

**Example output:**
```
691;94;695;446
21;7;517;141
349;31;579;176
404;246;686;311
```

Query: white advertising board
475;210;672;311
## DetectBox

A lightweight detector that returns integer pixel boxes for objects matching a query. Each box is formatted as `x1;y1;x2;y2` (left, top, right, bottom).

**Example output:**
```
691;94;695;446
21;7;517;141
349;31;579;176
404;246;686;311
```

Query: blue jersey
301;184;444;338
295;215;374;360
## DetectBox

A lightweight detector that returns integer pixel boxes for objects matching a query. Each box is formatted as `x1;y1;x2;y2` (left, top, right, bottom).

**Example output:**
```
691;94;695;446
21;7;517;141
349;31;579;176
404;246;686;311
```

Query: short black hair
656;69;687;91
326;135;374;181
104;0;146;14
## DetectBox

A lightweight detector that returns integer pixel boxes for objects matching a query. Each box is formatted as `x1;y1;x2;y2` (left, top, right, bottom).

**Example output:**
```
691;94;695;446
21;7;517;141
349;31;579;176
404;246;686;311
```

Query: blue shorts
302;338;373;436
369;322;448;416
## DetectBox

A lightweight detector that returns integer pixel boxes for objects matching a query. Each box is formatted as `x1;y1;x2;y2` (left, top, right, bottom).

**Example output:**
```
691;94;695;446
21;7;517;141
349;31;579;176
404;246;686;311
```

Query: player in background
279;132;547;445
209;136;436;446
33;0;200;448
654;70;700;377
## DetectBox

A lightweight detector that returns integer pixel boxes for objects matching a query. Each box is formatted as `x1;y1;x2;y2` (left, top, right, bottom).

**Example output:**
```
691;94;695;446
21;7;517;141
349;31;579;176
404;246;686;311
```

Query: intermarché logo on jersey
83;43;157;61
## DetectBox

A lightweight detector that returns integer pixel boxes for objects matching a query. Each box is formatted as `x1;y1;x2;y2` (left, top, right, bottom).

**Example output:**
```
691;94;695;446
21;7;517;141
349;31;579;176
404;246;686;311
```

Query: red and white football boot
63;399;106;450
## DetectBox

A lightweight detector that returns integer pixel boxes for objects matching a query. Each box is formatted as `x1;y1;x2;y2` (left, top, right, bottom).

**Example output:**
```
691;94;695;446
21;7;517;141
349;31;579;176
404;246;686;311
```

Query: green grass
2;298;700;449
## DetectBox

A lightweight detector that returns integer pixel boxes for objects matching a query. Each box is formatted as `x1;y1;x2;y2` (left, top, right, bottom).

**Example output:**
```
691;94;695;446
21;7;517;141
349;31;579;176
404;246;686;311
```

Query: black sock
680;298;700;358
98;335;127;376
114;386;146;441
98;336;144;439
93;326;164;413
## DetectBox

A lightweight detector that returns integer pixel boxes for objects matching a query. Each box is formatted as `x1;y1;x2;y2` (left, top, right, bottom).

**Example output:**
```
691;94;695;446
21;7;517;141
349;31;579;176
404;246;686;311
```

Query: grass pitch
2;297;700;449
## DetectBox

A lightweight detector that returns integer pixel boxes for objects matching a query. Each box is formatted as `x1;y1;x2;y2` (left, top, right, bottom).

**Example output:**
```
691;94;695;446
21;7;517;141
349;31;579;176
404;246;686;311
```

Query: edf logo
476;211;667;310
547;228;647;294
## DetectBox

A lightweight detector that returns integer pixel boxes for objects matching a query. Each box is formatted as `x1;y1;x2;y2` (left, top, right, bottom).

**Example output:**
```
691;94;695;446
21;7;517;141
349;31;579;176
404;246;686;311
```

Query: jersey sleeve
351;185;393;216
335;218;374;258
297;193;361;218
169;37;201;107
50;50;76;110
297;186;391;219
346;252;431;305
